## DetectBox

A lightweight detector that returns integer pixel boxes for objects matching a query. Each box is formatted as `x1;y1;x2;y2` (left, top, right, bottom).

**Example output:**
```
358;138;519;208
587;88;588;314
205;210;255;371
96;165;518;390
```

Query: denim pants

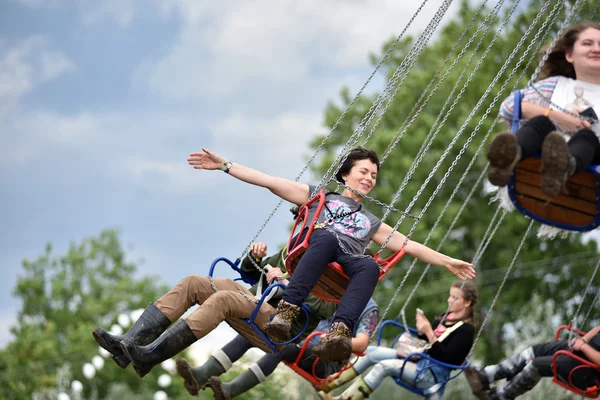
283;228;380;332
355;346;439;398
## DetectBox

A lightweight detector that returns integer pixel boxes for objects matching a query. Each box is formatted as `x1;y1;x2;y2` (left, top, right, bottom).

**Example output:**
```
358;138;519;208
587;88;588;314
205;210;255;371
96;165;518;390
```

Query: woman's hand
552;110;592;132
250;243;268;259
446;258;476;280
416;313;433;337
570;337;586;351
188;148;225;170
266;268;288;284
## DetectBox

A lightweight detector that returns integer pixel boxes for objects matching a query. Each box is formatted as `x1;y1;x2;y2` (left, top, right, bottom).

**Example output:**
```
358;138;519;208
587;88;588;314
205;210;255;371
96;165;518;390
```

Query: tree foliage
312;0;599;370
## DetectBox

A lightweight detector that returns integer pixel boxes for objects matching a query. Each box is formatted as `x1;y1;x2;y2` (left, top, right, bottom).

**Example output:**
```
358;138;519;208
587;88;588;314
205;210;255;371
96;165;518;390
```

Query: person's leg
319;347;398;394
313;255;379;363
177;334;255;395
568;128;600;172
92;303;171;368
493;361;542;400
93;274;225;369
122;284;275;377
209;345;298;399
266;229;339;341
468;341;569;400
330;359;429;400
487;115;556;186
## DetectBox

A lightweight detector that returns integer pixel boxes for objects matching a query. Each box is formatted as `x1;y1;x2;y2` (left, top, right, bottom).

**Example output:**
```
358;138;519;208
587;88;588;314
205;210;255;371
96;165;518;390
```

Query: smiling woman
187;146;475;363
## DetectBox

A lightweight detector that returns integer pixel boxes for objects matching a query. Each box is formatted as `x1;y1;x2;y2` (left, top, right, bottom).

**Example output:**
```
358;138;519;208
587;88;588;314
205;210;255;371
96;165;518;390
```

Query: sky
0;0;470;348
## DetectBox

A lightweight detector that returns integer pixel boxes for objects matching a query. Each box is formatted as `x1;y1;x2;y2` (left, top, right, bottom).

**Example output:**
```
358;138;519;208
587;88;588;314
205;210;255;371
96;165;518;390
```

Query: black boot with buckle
92;303;171;369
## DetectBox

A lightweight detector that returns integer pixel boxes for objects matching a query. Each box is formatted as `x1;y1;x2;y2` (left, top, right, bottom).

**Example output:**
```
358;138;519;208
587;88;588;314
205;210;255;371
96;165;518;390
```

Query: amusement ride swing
207;0;600;396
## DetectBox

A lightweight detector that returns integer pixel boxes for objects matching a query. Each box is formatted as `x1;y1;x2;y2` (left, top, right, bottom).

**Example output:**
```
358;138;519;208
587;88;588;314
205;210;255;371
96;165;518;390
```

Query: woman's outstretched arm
372;223;476;280
188;148;310;206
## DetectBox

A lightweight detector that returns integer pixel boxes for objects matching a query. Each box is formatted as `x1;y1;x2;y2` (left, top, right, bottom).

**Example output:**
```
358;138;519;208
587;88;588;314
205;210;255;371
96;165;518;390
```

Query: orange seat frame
285;189;406;303
552;324;600;398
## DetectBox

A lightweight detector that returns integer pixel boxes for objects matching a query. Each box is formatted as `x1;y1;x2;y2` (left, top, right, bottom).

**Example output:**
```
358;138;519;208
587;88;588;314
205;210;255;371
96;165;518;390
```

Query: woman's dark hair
436;280;479;327
540;21;600;79
334;147;381;185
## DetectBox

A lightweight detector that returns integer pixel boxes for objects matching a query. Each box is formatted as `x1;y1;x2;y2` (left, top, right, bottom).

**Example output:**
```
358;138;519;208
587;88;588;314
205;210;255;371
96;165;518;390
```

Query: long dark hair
437;280;479;327
540;21;600;79
334;147;380;185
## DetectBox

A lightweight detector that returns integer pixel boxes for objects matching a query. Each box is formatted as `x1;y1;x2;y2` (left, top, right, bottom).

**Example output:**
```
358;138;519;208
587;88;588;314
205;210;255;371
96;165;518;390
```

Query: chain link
567;258;600;343
315;0;456;193
469;219;535;357
237;0;435;266
376;0;559;328
357;0;457;148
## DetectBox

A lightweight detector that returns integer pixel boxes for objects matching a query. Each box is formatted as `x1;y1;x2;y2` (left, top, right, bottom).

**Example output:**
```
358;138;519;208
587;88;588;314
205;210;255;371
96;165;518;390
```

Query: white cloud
0;36;74;114
12;0;137;26
80;0;137;27
137;0;459;100
211;111;324;177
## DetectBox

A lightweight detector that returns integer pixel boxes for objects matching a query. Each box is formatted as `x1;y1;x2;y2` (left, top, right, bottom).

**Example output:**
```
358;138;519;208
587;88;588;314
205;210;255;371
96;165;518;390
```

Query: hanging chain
468;220;535;357
379;0;497;162
237;0;433;265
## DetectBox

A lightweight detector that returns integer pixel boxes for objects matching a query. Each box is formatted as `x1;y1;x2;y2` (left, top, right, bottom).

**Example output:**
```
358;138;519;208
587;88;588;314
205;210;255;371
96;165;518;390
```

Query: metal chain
582;287;600;328
392;167;488;331
469;220;535;357
379;0;524;224
237;0;434;264
357;0;457;148
379;0;498;163
567;258;600;343
208;277;259;305
375;0;559;327
315;0;456;193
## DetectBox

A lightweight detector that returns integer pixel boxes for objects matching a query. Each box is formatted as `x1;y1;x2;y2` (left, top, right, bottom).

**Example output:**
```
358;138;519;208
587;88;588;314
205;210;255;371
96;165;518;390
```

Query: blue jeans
283;228;380;332
356;346;440;399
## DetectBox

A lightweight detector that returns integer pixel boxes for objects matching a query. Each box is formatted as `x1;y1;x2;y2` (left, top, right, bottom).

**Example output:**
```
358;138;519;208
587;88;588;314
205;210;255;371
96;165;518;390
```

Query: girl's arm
188;148;310;205
372;223;476;280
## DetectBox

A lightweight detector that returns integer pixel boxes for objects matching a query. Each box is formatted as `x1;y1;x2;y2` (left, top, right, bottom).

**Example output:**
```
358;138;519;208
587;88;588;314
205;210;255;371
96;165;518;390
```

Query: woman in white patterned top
487;21;600;197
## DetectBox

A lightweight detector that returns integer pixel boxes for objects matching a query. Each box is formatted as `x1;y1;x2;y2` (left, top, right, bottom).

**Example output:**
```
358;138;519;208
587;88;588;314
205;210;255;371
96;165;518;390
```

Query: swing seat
282;331;363;389
377;319;470;398
506;90;600;232
507;159;600;231
552;324;600;398
286;189;406;304
209;256;311;353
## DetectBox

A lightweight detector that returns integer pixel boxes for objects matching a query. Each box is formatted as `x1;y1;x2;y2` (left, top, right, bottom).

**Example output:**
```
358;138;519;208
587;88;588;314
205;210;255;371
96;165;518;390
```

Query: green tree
0;229;294;400
312;0;599;371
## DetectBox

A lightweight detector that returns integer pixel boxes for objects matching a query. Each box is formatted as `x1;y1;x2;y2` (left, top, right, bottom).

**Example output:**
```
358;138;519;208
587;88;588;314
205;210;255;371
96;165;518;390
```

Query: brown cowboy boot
487;131;522;187
312;322;352;363
264;300;300;342
541;131;575;197
465;366;491;399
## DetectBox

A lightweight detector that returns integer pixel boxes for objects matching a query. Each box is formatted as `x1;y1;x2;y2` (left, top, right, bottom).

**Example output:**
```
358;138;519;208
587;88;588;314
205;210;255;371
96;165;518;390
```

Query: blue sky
0;0;468;348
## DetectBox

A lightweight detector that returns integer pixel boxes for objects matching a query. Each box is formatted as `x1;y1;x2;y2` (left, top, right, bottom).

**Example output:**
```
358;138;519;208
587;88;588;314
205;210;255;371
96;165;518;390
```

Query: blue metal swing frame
209;256;312;353
506;90;600;231
377;319;470;398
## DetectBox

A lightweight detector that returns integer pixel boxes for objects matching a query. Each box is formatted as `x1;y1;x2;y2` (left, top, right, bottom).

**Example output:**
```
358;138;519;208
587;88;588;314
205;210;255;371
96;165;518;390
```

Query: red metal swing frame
282;331;364;389
285;189;407;304
552;323;600;398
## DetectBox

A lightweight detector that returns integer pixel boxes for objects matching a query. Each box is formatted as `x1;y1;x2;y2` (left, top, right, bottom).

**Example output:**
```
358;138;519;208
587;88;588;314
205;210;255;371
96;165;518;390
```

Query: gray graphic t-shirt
305;185;382;255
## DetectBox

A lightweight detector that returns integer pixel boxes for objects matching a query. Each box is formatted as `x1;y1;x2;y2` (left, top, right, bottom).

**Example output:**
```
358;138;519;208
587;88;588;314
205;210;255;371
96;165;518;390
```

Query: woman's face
566;28;600;76
448;286;471;315
341;158;378;196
